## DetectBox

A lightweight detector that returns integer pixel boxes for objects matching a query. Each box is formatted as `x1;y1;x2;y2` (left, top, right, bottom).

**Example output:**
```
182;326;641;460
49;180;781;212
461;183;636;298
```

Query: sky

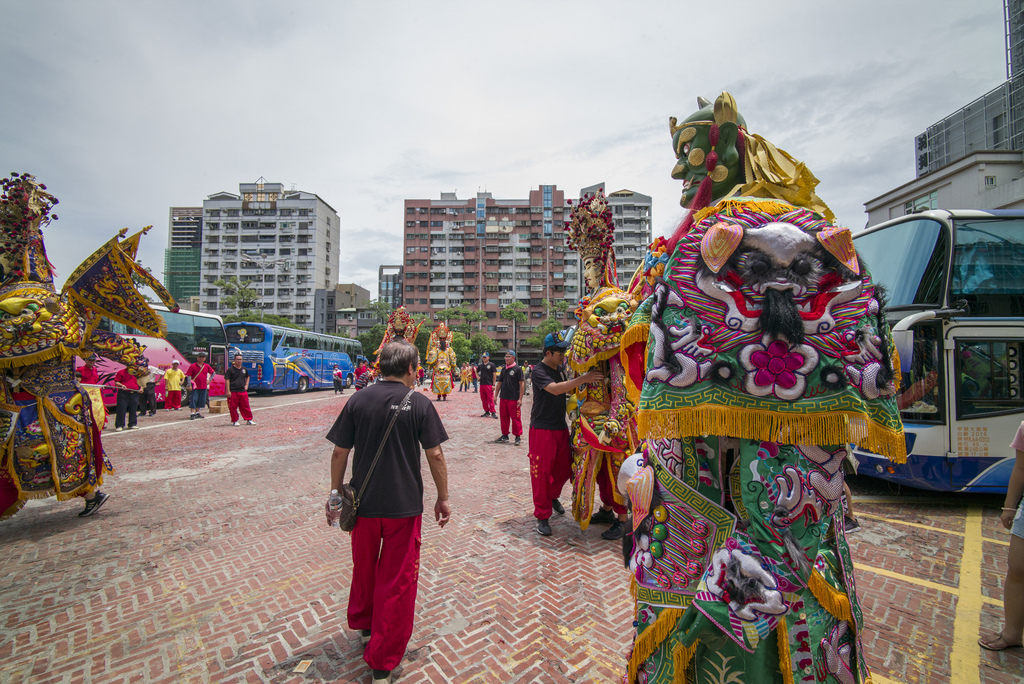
0;0;1009;299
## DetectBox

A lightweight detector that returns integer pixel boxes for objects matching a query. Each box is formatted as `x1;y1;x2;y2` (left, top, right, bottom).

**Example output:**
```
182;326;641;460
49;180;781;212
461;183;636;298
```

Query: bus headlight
875;464;884;473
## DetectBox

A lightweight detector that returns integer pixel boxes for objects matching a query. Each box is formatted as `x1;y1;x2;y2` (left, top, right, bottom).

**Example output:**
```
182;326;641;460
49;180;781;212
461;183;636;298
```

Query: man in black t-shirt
224;353;254;425
494;350;525;446
326;342;450;684
477;352;498;418
529;331;602;537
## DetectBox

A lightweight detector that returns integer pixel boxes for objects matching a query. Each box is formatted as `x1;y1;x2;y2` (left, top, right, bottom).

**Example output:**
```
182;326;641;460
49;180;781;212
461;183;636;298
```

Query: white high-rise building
198;179;339;328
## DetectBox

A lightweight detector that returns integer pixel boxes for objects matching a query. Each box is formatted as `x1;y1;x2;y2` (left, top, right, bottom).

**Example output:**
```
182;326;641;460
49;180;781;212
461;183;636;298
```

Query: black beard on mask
761;288;804;344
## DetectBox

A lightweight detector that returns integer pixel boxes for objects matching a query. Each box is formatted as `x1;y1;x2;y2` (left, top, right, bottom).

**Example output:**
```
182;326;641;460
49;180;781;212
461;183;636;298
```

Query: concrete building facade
163;207;203;304
402;187;578;348
580;183;653;291
378;265;403;309
198;179;339;329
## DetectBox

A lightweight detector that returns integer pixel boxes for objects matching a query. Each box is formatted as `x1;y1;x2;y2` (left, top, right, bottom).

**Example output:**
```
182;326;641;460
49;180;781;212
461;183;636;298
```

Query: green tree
436;305;487;335
367;299;393;324
131;259;156;303
542;298;571;319
357;323;387;362
414;328;431;363
524;317;563;349
500;301;528;350
451;331;472;365
469;332;501;360
214;276;260;319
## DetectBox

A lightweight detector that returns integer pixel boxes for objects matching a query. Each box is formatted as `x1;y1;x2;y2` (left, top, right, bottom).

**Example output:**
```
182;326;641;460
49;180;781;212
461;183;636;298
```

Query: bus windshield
951;218;1024;316
226;325;266;344
855;218;948;308
99;310;227;362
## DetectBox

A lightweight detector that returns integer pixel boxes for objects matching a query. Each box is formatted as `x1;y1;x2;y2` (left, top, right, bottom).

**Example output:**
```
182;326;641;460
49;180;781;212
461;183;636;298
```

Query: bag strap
353;387;415;502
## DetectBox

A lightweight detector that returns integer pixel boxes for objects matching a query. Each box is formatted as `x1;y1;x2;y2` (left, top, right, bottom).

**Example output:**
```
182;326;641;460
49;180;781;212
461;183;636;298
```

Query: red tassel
709;123;720;147
705;151;718;172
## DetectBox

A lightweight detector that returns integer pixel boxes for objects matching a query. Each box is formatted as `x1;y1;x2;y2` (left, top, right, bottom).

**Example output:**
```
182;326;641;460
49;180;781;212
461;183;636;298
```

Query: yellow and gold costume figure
425;322;457;400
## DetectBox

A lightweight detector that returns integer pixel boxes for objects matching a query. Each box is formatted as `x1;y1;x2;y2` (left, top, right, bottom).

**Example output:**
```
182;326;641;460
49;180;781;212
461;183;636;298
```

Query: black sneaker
601;519;626;540
189;414;197;420
537;518;552;536
359;629;371;644
481;412;490;417
495;435;509;444
371;669;391;684
551;499;565;516
196;413;205;419
514;436;521;446
844;516;861;534
491;412;498;419
79;491;109;517
590;508;616;525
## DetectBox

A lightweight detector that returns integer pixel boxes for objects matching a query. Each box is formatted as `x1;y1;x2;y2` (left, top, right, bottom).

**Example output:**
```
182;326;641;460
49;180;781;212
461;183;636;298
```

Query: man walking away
186;351;214;420
225;353;255;426
494;350;525;446
326;342;450;684
477;352;497;418
529;331;601;537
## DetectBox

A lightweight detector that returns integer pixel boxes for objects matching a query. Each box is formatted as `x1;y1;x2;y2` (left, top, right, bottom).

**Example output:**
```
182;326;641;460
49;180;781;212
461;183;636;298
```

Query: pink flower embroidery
739;336;819;401
751;340;805;389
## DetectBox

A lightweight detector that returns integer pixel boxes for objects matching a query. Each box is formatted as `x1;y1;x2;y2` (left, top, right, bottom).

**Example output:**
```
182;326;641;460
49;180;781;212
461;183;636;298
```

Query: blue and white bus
851;209;1024;493
224;322;363;392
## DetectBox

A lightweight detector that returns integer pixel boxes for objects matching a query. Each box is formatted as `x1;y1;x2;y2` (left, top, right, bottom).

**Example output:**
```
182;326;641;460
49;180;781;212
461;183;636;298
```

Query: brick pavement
0;386;1021;683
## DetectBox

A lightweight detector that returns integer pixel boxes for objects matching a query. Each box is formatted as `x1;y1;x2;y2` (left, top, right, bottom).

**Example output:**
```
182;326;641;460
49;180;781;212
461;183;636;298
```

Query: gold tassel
890;345;902;393
627;607;682;684
808;570;853;623
0;344;68;369
672;641;696;684
691;197;799;226
630;575;638;602
777;618;795;684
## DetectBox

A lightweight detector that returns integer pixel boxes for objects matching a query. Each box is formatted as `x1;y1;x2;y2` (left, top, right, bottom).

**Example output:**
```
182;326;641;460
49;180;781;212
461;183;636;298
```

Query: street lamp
243;254;288;321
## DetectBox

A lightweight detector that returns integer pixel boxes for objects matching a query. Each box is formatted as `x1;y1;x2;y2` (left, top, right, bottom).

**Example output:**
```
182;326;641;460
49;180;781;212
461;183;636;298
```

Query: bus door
945;321;1024;492
315;352;325;387
209;344;228;397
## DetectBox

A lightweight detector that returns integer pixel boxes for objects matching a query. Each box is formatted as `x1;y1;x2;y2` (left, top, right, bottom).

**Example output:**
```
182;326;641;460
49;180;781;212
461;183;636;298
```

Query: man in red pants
528;332;601;537
476;352;497;418
494;350;525;446
326;342;451;684
224;353;255;426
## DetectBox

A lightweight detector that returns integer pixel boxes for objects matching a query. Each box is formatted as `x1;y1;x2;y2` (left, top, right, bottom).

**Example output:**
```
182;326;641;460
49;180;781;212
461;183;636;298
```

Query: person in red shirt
77;354;100;385
113;364;143;431
186;351;215;420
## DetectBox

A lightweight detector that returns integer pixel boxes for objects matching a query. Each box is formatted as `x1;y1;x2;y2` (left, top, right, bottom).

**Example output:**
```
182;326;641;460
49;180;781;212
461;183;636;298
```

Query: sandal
978;634;1023;651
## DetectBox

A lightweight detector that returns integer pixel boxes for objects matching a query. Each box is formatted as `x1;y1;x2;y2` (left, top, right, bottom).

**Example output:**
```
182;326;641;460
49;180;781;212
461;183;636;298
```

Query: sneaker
491;412;498;419
148;412;156;417
196;413;205;419
359;629;371;644
537;518;552;536
480;412;490;417
128;426;139;430
371;670;391;684
551;499;565;516
189;414;197;420
78;491;109;517
114;427;123;432
232;421;239;426
514;436;521;446
173;408;180;411
844;516;861;534
601;519;626;540
590;508;616;525
246;420;256;425
495;435;509;444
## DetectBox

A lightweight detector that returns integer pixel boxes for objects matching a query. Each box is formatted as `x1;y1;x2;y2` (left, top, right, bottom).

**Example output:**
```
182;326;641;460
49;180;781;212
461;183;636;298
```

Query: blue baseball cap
544;330;570;351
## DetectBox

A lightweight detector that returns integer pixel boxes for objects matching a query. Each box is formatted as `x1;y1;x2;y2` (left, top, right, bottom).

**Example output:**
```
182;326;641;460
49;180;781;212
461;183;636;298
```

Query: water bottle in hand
328;489;343;528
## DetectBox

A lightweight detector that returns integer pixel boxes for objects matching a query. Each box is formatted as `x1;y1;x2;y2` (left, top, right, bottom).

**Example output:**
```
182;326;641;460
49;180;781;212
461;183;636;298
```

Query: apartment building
198;179;339;329
402;186;578;348
163;207;203;303
580;183;653;290
378;265;403;309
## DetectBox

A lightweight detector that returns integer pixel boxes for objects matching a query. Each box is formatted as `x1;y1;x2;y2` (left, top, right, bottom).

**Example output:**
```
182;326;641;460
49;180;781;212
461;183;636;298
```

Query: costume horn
816;226;860;275
700;221;744;273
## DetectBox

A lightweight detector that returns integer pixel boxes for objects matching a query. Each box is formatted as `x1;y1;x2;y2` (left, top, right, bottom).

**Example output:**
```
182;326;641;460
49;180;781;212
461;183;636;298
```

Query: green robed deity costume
617;95;904;684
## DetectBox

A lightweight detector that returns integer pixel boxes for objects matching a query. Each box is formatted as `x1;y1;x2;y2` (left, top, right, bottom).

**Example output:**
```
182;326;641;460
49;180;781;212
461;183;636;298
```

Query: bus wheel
297;377;309;393
346;374;354;388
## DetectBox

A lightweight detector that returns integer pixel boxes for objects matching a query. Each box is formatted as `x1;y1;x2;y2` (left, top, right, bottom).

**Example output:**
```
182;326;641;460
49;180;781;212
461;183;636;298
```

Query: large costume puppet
0;173;179;520
370;306;423;380
425;322;457;400
618;96;906;684
564;192;641;531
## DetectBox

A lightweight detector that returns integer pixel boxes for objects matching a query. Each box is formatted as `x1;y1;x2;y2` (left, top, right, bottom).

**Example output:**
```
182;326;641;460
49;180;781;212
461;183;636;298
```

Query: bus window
302;335;318;350
332;339;342;352
957;339;1024;418
194;316;227;350
283;332;300;349
951;218;1024;316
272;328;285;350
855;218;947;307
895;322;944;423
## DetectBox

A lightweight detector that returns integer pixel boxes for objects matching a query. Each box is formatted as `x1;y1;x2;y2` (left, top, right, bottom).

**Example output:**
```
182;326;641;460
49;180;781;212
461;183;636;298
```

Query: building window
904;191;937;215
985;176;997;187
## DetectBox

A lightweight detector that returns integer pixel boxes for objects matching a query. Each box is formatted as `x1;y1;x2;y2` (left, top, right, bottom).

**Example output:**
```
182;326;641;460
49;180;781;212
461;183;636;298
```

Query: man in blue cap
494;349;525;446
529;330;602;536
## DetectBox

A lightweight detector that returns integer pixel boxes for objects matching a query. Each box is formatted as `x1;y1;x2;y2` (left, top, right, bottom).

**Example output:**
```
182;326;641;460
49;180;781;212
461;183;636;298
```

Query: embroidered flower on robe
739;336;819;401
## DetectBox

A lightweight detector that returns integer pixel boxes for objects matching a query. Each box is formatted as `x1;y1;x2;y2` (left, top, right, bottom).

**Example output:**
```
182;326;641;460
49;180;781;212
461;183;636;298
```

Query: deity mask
670;93;745;210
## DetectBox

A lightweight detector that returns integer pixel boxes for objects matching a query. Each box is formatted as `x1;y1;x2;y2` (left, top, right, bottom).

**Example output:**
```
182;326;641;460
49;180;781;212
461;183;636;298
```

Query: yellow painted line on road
872;674;902;684
950;507;982;684
853;563;958;596
984;536;1010;547
982;595;1005;608
857;512;965;537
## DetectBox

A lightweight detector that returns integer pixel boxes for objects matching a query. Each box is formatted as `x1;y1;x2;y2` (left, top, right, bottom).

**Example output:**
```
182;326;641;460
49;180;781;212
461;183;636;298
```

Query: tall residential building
580;184;653;290
915;1;1024;175
163;207;203;303
198;179;339;329
403;186;578;348
378;265;403;309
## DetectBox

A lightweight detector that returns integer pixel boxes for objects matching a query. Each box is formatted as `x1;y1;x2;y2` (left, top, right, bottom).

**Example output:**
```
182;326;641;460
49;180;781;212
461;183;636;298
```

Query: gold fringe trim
691;197;799;227
638;406;907;464
890;345;902;393
627;607;682;684
630;575;638;602
777;618;794;684
0;344;68;370
808;570;854;623
620;323;650;405
672;640;696;684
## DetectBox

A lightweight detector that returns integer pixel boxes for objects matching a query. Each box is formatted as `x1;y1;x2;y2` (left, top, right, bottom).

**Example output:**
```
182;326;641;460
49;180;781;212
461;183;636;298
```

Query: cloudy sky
0;0;1008;299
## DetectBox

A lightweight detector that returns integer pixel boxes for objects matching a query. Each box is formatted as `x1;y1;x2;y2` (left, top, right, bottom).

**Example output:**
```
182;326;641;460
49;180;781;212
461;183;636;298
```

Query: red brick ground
0;387;1020;683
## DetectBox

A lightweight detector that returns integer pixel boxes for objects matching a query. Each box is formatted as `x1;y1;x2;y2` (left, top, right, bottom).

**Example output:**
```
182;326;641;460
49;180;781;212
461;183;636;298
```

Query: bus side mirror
892;330;914;374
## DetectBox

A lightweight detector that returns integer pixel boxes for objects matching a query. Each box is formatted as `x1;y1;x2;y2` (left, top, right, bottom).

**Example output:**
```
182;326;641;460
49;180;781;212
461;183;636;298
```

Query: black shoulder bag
338;388;415;531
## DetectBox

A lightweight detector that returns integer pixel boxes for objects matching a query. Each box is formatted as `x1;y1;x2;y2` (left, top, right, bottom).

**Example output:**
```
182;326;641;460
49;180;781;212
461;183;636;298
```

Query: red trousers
597;459;627;515
528;426;572;519
227;392;253;422
480;384;495;413
499;398;522;437
165;390;181;410
349;516;422;671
